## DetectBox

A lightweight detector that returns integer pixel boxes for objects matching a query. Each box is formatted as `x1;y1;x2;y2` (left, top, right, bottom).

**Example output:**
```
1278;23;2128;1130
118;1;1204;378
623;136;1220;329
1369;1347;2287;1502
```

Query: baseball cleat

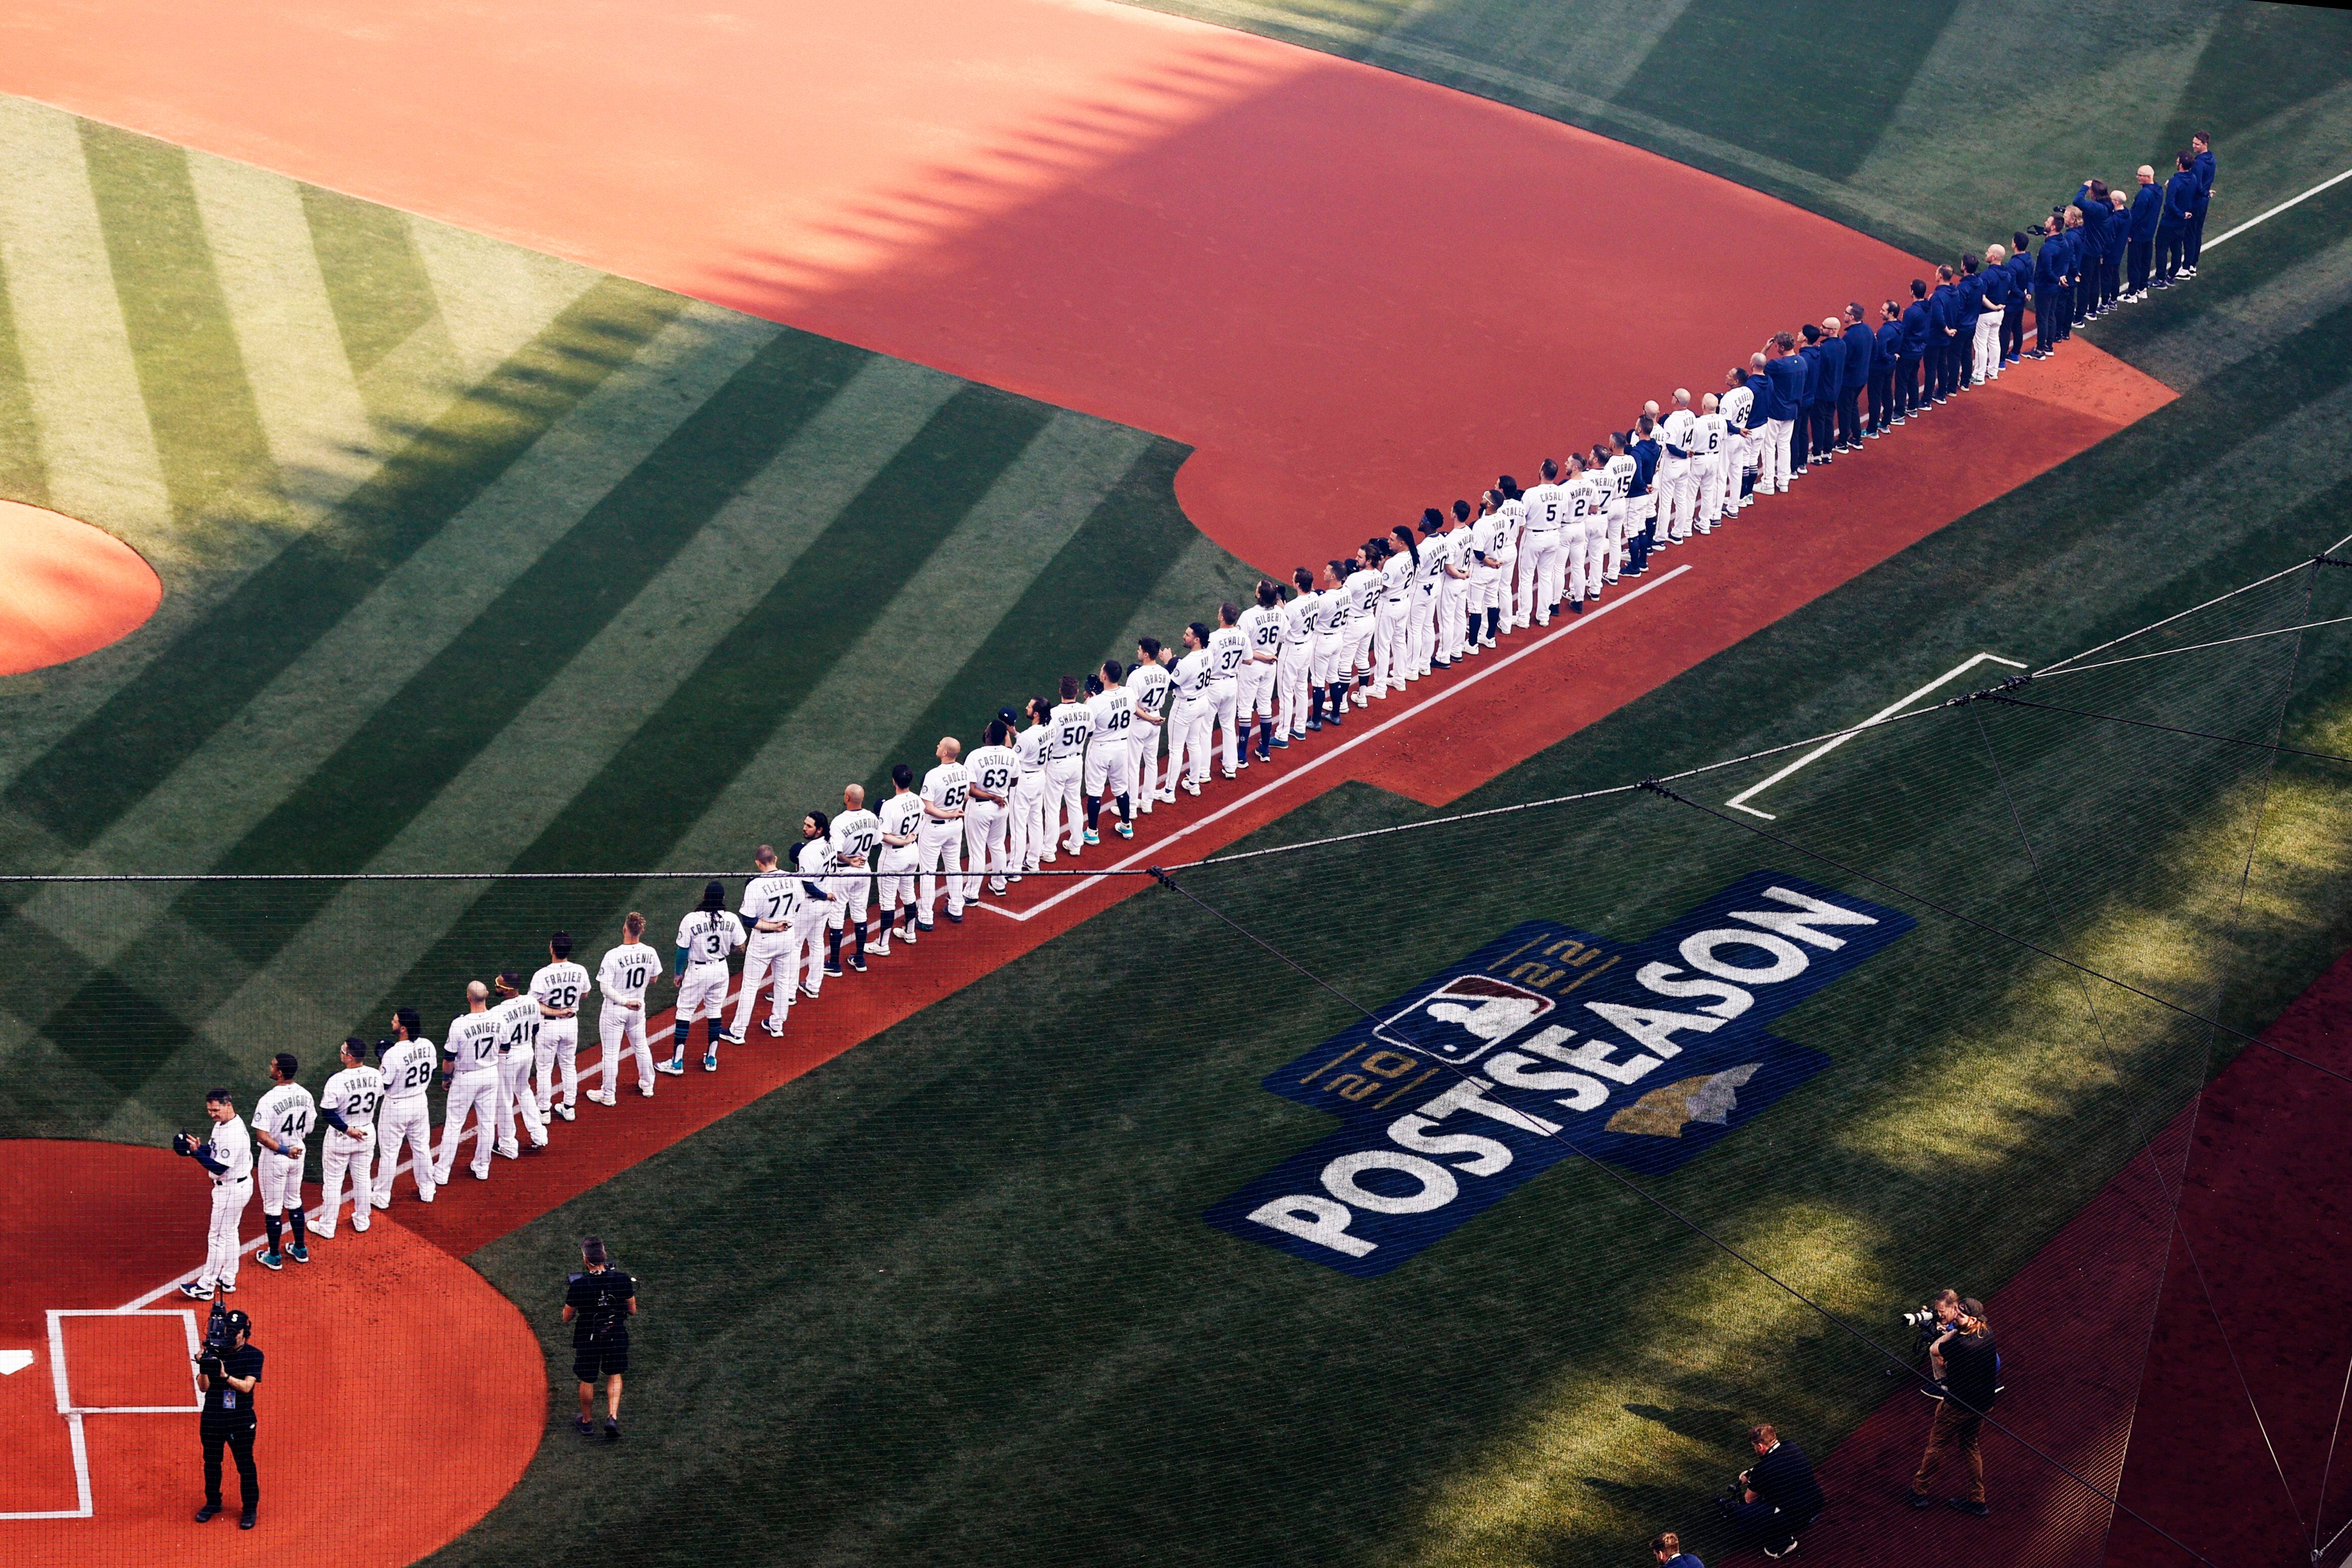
1115;822;1134;839
762;1021;786;1037
352;1220;369;1233
496;1143;520;1159
1182;780;1202;796
1269;736;1289;749
1083;829;1100;845
702;1053;717;1072
1039;851;1057;864
914;919;932;935
372;1195;391;1209
722;1031;746;1046
589;1090;616;1105
851;954;869;972
605;1421;622;1443
219;1281;237;1293
258;1250;283;1271
823;960;844;977
196;1504;222;1522
943;909;963;923
470;1168;491;1180
869;939;890;956
800;983;822;998
638;1085;655;1098
1158;786;1178;801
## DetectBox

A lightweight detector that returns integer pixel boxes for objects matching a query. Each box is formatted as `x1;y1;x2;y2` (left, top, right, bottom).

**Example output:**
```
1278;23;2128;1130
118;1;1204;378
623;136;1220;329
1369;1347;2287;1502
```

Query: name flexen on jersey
1205;873;1913;1277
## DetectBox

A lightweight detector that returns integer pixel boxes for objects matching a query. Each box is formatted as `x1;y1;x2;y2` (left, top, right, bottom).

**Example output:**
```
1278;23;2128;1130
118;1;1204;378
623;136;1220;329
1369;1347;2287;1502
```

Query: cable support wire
1985;692;2352;769
1144;863;2223;1567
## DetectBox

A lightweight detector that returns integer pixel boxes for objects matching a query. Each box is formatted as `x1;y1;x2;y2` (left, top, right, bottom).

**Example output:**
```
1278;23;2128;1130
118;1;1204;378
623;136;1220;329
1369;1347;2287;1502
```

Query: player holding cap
663;883;743;1075
530;933;590;1121
1081;667;1136;842
791;813;840;995
1236;583;1282;760
730;847;799;1038
590;915;660;1104
918;739;971;927
1375;525;1417;696
312;1038;381;1240
251;1054;315;1269
1557;455;1594;615
1009;702;1052;864
434;982;502;1181
372;1009;436;1208
830;785;882;969
490;970;549;1155
1124;652;1172;807
964;722;1018;892
873;766;923;950
1046;678;1090;860
175;1088;252;1300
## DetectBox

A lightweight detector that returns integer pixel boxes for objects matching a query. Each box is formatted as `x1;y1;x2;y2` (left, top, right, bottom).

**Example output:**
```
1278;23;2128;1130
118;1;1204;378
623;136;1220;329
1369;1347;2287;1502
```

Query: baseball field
1;2;2350;1565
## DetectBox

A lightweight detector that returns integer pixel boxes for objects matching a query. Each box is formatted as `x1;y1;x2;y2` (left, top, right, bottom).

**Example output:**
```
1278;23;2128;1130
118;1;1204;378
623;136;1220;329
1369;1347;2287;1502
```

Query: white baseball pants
198;1176;251;1291
1528;533;1565;621
1238;660;1275;723
319;1127;374;1234
496;1048;548;1154
373;1097;434;1205
1046;757;1083;854
1657;461;1693;540
1173;696;1212;787
1762;419;1794;492
1561;521;1591;604
256;1150;303;1217
918;820;964;919
535;1021;578;1111
1128;724;1164;809
789;901;831;991
598;1001;653;1097
1276;646;1311;734
434;1069;499;1181
1372;600;1406;694
1972;312;2003;382
964;802;1006;897
1206;680;1238;774
1492;548;1518;630
731;935;795;1037
1011;773;1049;862
1697;457;1728;529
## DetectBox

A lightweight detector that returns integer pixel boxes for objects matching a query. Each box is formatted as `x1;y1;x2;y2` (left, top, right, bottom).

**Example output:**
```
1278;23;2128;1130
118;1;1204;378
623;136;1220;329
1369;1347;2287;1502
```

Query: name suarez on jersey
1202;872;1913;1277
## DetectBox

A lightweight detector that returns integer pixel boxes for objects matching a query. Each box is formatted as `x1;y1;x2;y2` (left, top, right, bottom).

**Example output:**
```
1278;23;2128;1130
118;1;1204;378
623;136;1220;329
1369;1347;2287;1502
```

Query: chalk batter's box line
48;1309;203;1414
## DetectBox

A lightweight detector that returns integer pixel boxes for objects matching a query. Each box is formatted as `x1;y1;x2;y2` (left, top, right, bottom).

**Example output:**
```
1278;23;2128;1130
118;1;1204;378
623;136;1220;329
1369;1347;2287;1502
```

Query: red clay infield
0;1141;541;1562
0;501;160;676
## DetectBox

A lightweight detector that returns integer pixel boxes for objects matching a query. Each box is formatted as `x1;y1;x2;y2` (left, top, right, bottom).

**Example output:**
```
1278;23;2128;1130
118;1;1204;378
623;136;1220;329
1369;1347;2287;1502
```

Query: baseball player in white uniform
1557;455;1594;614
1434;512;1470;666
1235;583;1282;759
1315;560;1356;715
1276;571;1315;736
874;767;923;948
830;784;882;968
1468;498;1504;650
1491;484;1525;634
1657;390;1698;544
730;845;799;1037
251;1054;315;1269
372;1008;437;1208
1170;623;1214;791
918;737;971;926
1410;512;1446;674
313;1038;382;1240
591;915;660;1104
1046;678;1091;858
176;1089;253;1300
490;970;550;1152
966;720;1019;888
1206;605;1246;777
1079;670;1135;841
1721;367;1757;518
1693;394;1730;534
530;933;591;1119
663;886;743;1074
1125;642;1173;806
1372;532;1412;698
1345;547;1380;699
1603;436;1639;583
1011;701;1054;862
791;815;839;995
434;982;503;1181
1762;337;1797;494
1520;464;1566;625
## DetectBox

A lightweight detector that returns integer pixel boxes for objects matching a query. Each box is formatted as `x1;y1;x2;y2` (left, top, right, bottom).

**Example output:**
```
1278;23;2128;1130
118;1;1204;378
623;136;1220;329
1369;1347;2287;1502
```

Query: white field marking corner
0;1309;200;1521
976;564;1694;923
1724;652;2027;821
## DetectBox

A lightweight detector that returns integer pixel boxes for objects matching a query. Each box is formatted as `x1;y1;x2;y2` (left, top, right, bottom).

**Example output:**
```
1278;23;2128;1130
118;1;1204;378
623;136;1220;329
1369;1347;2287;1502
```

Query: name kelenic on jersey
1203;872;1912;1277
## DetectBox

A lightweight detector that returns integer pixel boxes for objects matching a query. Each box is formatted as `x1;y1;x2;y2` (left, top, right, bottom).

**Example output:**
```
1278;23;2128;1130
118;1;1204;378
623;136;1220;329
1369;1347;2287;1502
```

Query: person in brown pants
1909;1295;1999;1516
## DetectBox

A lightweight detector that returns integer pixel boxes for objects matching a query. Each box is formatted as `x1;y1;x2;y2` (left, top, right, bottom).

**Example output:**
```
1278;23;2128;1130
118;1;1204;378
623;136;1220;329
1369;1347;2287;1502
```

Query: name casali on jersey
1204;872;1913;1277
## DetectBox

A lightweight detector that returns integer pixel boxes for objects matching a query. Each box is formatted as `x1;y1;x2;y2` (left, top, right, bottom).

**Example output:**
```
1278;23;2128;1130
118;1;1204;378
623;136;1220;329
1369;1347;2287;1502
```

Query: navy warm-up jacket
1763;353;1806;414
2162;169;2197;227
1975;267;2006;312
1798;344;1822;405
2193;149;2214;213
1815;333;1844;396
1841;320;1874;388
2006;251;2033;300
1874;319;1903;368
1900;299;1931;356
2032;238;2065;294
2128;183;2160;241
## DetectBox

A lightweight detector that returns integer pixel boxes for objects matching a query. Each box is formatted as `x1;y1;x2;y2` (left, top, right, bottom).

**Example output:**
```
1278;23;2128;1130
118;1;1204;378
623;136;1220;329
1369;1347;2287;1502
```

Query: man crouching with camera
1907;1291;1998;1516
193;1304;263;1529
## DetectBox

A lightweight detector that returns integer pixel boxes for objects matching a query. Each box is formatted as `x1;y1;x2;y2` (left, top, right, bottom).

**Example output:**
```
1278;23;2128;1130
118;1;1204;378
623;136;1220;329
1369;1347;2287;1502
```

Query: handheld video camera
193;1301;232;1377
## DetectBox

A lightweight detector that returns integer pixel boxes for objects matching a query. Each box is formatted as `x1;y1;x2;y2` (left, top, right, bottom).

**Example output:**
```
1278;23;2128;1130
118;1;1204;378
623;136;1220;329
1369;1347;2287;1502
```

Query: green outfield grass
0;6;2347;1563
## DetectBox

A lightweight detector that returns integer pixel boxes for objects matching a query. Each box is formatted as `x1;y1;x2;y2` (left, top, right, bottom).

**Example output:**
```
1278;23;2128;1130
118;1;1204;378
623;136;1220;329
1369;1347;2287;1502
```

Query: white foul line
977;564;1694;922
2201;165;2352;253
1724;652;2027;820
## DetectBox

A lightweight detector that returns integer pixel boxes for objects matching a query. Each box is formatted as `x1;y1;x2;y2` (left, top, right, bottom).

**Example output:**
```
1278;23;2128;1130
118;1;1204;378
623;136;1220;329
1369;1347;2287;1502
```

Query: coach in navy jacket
1839;307;1872;447
1869;301;1903;434
1811;325;1842;456
2125;169;2160;294
1898;282;1931;415
2188;133;2215;268
1792;330;1823;472
2029;225;2067;355
2000;236;2033;363
2158;154;2197;283
1929;271;1963;400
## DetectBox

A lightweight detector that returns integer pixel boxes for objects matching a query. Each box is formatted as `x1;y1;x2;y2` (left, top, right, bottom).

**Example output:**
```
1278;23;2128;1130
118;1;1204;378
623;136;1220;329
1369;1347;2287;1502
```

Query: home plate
0;1351;32;1376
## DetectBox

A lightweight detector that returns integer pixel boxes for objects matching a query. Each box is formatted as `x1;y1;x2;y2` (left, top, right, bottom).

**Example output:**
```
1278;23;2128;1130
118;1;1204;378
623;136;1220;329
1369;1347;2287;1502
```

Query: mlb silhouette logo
1371;975;1553;1065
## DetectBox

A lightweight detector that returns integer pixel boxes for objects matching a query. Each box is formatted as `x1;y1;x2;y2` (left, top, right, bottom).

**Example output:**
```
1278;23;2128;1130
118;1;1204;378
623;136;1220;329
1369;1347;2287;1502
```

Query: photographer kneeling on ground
193;1306;262;1529
1909;1296;1999;1516
1718;1422;1823;1559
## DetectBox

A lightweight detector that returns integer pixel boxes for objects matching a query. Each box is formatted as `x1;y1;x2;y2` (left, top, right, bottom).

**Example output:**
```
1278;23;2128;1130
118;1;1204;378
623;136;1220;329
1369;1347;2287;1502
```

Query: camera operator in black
564;1236;637;1442
1908;1296;1999;1516
193;1306;262;1529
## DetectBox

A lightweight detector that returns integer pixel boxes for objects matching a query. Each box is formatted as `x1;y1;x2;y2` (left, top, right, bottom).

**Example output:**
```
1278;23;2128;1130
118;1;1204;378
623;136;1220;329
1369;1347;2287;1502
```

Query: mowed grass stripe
79;122;280;534
0;242;44;507
0;97;171;543
197;357;964;1056
299;183;443;386
185;154;374;507
3;275;681;848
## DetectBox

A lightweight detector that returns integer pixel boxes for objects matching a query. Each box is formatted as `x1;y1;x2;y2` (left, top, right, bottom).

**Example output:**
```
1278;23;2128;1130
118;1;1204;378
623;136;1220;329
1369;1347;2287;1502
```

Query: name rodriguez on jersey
1203;872;1914;1277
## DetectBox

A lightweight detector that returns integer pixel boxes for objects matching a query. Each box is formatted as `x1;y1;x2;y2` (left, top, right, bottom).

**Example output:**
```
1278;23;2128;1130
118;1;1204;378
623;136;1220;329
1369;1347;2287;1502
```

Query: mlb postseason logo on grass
1204;871;1913;1277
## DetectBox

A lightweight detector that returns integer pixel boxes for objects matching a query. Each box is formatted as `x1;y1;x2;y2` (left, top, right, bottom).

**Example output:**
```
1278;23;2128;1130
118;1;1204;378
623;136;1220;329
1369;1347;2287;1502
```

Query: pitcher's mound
0;501;161;676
